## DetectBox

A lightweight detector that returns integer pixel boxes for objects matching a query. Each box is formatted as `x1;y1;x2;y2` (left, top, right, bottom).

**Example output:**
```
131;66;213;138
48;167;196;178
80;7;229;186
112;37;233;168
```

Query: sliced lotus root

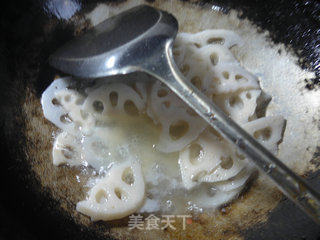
179;131;246;190
83;82;146;121
194;44;239;65
148;81;186;118
242;116;286;155
200;116;285;184
55;89;96;135
149;81;207;153
176;44;238;93
125;73;149;103
133;81;148;103
53;127;128;170
176;54;215;94
190;167;251;209
173;29;242;67
76;161;145;221
157;114;207;153
213;167;252;192
213;89;261;124
177;29;243;50
41;77;79;134
210;63;260;94
52;132;83;166
189;45;259;94
174;33;259;96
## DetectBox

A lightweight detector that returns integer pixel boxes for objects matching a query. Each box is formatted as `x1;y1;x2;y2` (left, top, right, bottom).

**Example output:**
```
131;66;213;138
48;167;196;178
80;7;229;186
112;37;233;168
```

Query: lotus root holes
95;189;108;203
169;120;189;140
189;143;203;165
220;156;233;169
253;127;272;141
122;167;135;185
124;100;139;116
207;37;225;45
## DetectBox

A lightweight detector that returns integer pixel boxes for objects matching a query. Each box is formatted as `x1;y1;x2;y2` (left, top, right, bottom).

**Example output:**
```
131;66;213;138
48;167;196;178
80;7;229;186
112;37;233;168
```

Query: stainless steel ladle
49;5;320;224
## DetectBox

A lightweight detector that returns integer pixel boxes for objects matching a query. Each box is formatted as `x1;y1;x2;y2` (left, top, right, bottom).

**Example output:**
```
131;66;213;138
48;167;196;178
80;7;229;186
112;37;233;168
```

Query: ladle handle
147;42;320;224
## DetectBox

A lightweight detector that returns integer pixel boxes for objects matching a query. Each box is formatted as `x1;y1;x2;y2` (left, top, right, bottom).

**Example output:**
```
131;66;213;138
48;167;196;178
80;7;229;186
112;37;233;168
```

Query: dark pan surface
0;0;319;239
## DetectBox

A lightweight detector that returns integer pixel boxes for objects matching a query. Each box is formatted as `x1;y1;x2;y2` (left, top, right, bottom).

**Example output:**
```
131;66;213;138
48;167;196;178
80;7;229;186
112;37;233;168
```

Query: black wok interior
0;0;319;239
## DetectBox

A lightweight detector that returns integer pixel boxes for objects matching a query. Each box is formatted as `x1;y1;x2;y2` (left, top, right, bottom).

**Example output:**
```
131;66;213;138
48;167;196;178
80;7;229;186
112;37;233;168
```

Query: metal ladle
49;5;320;224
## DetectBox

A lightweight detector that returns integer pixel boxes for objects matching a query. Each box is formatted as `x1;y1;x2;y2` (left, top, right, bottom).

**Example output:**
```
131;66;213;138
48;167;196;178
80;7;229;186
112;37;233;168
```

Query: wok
0;0;320;239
